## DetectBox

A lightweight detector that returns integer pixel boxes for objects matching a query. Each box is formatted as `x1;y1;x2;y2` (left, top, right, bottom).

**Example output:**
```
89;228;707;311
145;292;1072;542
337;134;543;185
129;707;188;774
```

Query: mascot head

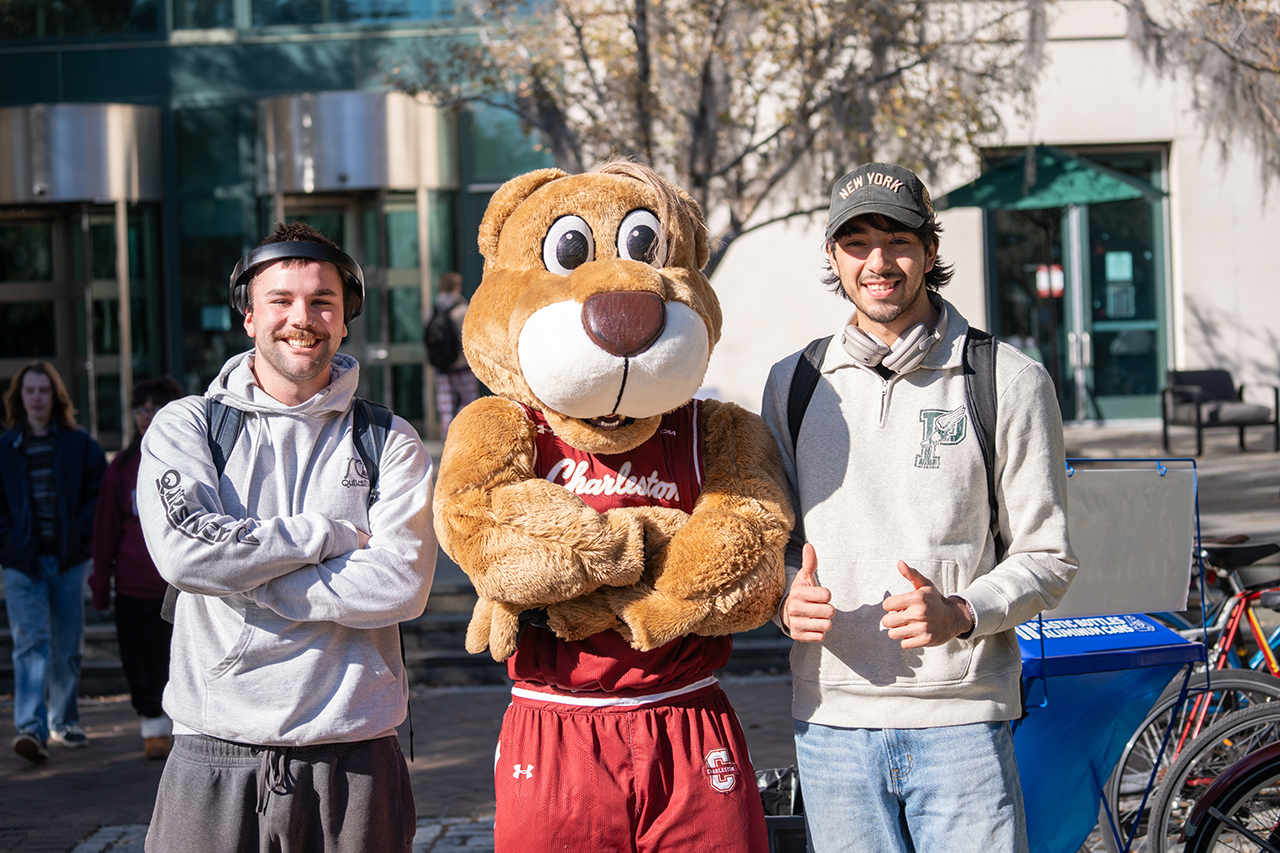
466;159;721;455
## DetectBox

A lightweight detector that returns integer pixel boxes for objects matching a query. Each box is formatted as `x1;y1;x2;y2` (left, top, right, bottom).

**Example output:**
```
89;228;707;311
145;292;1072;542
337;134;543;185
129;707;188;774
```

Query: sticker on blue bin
1016;615;1157;641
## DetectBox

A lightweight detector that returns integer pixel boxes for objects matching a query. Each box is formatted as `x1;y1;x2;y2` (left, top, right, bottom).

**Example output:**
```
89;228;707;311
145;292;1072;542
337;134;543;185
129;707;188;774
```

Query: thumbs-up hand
880;561;975;649
782;544;834;643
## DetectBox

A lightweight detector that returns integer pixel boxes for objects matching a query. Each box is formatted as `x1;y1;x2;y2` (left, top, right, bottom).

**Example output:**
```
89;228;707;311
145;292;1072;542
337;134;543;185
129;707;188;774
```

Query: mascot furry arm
434;163;794;661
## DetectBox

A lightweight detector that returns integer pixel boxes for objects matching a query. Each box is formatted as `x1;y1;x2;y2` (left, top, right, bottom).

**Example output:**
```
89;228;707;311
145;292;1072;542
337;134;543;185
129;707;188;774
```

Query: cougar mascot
434;160;793;852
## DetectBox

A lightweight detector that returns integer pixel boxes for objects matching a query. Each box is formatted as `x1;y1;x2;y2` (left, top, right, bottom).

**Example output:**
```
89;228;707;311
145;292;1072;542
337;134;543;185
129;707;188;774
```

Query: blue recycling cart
1013;457;1208;853
1014;614;1205;853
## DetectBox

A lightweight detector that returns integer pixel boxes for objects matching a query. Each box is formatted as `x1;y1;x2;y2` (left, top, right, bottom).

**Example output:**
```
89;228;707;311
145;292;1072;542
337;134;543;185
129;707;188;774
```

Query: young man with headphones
760;163;1078;853
136;221;436;852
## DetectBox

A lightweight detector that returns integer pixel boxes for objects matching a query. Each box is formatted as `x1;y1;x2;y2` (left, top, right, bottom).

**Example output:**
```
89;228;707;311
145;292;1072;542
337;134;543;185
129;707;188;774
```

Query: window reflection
0;223;52;282
0;0;158;38
177;108;242;189
252;0;452;26
392;363;423;419
389;286;420;344
0;302;56;357
172;0;235;28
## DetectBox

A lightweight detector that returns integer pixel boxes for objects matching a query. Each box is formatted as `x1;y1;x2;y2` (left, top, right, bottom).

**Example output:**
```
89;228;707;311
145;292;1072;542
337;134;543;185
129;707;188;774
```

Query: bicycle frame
1205;584;1280;677
1160;569;1280;766
1250;620;1280;671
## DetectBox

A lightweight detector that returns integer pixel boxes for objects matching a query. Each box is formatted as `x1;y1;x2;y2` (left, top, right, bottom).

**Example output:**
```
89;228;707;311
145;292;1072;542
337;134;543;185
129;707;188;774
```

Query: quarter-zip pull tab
879;375;891;425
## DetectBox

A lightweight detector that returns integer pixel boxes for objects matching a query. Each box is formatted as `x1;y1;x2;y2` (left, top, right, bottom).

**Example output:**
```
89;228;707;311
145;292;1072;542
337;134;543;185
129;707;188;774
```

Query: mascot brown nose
582;291;666;358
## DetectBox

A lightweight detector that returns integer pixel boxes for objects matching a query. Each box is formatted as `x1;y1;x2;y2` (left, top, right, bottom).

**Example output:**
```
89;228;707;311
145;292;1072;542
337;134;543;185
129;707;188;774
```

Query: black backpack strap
351;396;412;759
160;583;181;623
206;398;244;480
962;328;1005;561
787;336;834;451
352;398;393;508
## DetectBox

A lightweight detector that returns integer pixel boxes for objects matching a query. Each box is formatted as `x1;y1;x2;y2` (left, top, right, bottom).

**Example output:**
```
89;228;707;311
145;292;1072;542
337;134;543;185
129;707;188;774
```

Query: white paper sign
1045;467;1196;619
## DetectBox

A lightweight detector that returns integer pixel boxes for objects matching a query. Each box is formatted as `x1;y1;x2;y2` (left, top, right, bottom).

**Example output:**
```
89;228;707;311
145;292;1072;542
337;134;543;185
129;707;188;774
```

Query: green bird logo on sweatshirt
915;406;967;469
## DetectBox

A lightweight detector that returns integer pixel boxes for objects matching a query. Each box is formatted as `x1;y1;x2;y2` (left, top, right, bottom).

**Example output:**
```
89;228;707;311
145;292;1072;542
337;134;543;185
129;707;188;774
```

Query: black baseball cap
825;163;935;241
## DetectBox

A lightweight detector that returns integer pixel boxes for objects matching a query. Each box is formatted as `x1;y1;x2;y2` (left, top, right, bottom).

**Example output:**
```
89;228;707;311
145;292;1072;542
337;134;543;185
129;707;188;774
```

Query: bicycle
1097;669;1280;852
1170;540;1280;674
1180;740;1280;853
1143;701;1280;851
1098;539;1280;853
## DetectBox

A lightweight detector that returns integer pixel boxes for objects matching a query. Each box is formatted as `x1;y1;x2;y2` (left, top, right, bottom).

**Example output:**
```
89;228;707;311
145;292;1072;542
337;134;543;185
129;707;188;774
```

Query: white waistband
511;675;719;708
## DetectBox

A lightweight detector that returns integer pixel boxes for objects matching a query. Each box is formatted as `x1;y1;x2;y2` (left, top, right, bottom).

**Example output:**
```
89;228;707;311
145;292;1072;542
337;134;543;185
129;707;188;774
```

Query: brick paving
0;675;795;852
2;421;1279;850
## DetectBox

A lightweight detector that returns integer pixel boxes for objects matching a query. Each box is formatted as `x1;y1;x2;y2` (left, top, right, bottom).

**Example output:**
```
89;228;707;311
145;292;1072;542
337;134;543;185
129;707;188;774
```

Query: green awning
937;146;1166;211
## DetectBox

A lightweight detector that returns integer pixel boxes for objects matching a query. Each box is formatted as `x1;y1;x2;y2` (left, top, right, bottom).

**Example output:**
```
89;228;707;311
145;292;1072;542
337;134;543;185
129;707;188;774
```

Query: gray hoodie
761;299;1077;729
137;351;436;745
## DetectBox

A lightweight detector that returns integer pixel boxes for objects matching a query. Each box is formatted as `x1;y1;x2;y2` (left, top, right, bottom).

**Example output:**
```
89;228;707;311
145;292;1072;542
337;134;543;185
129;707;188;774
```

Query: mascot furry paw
433;160;792;853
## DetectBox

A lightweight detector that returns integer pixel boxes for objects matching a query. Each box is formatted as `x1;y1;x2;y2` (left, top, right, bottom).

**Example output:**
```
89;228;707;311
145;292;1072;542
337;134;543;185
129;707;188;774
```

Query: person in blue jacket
0;360;105;763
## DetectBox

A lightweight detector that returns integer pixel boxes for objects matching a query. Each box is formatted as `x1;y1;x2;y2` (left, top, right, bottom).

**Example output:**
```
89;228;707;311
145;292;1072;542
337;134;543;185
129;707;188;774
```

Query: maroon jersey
509;401;733;694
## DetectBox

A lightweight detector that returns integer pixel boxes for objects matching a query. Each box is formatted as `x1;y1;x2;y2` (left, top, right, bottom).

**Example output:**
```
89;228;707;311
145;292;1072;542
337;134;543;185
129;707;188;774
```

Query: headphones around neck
841;321;940;373
229;241;365;323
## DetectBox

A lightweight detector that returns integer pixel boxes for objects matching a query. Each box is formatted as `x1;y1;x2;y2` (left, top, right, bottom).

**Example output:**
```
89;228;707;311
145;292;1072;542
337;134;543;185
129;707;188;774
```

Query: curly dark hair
820;213;954;301
245;221;347;314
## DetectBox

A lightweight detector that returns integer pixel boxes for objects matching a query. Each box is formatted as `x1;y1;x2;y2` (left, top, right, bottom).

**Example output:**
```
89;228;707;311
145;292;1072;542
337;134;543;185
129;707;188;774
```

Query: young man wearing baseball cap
760;163;1077;852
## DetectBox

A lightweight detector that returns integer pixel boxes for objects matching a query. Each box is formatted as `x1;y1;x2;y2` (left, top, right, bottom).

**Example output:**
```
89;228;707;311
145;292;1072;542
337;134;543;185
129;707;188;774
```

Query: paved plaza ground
2;421;1279;851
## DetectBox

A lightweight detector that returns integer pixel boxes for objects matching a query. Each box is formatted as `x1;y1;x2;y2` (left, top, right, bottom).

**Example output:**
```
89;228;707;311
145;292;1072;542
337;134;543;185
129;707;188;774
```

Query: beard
851;273;928;326
256;330;339;386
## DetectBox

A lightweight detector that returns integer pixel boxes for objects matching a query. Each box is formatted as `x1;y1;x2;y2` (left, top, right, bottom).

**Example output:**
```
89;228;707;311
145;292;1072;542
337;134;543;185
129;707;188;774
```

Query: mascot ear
691;209;710;272
673;185;710;271
478;168;568;265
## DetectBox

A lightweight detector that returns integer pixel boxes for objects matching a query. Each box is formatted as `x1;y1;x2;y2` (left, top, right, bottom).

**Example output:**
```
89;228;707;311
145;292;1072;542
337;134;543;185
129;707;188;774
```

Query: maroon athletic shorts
493;677;768;853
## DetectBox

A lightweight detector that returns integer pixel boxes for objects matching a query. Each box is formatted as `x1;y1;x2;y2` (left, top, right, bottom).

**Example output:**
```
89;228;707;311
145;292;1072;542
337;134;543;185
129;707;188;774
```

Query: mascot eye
543;215;595;275
617;209;665;266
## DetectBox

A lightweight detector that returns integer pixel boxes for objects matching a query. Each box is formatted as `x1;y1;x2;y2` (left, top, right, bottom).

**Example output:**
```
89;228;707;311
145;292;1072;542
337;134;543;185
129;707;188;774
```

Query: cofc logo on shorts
704;748;738;793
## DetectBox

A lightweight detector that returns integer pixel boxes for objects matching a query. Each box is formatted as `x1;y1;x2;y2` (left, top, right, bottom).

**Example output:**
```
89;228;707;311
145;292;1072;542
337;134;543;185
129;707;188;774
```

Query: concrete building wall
1008;0;1280;389
706;0;1280;416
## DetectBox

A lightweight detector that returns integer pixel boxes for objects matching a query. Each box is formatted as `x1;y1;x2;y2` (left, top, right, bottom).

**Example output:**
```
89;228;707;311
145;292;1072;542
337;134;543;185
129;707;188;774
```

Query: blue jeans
4;557;88;740
794;719;1028;853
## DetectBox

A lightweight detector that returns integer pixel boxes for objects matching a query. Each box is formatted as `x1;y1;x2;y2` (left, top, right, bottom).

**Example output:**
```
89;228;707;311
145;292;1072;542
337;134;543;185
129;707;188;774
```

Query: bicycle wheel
1146;703;1280;852
1099;669;1280;853
1183;752;1280;853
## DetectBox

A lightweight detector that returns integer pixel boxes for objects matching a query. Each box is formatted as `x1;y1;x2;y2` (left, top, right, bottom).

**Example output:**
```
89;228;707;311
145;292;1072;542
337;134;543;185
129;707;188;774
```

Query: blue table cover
1014;614;1205;853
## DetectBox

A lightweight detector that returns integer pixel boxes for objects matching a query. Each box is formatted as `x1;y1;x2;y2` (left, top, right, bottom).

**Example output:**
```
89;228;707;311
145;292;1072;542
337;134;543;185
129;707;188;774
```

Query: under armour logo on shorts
513;764;535;780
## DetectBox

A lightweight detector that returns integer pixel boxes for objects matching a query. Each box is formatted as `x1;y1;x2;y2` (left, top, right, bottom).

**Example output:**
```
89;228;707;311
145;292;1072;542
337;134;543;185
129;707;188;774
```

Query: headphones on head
229;241;365;323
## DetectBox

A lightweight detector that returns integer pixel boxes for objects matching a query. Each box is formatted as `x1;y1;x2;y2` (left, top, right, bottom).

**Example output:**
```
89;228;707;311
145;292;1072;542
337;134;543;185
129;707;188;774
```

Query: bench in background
1161;368;1279;455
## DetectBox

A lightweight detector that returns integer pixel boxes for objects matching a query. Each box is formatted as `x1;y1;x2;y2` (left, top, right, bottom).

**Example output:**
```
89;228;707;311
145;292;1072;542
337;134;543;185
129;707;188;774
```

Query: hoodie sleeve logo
915;407;967;469
156;469;259;546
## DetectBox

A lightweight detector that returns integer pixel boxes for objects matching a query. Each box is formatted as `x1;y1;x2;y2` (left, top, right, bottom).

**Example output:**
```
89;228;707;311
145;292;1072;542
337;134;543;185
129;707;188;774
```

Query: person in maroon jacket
90;376;183;760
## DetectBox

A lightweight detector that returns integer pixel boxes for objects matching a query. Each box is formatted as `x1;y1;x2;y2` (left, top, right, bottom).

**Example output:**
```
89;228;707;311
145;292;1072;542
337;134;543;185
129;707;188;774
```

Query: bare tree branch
385;0;1047;276
1124;0;1280;182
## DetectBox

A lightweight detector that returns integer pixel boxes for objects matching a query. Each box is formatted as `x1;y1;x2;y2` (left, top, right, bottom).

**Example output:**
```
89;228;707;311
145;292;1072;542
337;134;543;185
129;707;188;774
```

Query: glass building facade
0;4;549;444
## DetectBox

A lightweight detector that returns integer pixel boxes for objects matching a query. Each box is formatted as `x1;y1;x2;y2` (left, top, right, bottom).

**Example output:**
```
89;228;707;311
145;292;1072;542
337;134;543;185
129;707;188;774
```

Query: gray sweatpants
145;734;415;853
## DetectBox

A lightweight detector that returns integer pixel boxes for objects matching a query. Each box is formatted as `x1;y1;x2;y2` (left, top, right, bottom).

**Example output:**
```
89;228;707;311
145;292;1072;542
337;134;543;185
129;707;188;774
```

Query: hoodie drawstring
254;746;293;814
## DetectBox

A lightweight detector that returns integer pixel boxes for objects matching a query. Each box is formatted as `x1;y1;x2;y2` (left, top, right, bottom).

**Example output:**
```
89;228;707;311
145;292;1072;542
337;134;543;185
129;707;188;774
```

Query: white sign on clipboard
1044;466;1197;619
